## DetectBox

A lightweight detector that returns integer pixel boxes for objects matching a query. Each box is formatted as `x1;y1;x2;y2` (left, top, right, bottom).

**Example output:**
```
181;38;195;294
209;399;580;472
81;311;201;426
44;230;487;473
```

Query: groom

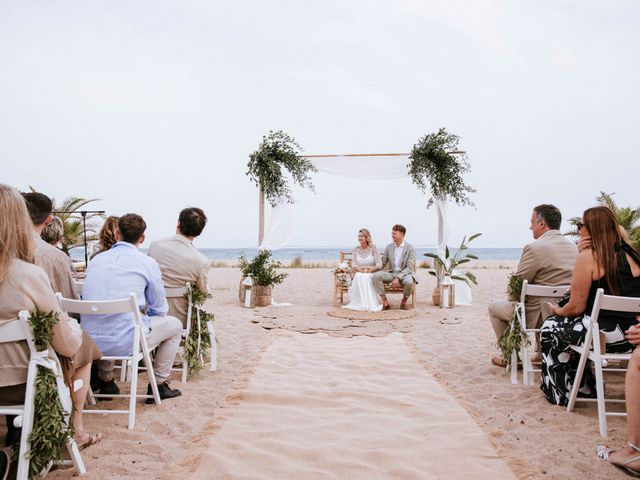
373;224;416;310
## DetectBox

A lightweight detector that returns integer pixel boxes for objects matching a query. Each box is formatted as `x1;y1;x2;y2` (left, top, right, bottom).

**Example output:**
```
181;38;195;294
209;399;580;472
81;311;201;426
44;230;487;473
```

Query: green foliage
246;130;317;207
424;233;481;286
184;286;214;377
20;310;73;479
506;273;523;302
408;128;476;208
496;304;530;368
238;250;288;287
566;191;640;250
29;186;103;253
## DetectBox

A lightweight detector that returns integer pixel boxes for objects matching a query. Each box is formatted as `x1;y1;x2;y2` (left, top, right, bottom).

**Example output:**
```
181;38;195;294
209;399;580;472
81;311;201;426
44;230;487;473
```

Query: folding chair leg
141;340;161;405
209;321;217;372
66;438;87;475
120;359;127;382
510;350;518;384
594;359;608;438
567;348;591;412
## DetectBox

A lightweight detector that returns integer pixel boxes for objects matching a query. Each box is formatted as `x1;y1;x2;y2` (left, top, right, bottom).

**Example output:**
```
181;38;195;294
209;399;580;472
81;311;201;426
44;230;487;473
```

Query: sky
1;1;639;249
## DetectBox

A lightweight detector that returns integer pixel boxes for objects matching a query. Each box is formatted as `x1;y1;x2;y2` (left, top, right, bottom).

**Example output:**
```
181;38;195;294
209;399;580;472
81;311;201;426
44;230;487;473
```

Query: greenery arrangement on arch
246;130;317;207
408;127;476;208
565;191;640;250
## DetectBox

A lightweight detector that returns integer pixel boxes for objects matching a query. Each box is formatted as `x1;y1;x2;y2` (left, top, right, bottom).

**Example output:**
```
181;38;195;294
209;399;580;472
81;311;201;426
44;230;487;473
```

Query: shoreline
209;259;520;270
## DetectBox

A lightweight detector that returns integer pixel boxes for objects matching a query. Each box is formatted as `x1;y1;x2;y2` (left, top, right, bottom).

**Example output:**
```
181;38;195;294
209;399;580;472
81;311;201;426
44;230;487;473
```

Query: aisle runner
181;331;517;479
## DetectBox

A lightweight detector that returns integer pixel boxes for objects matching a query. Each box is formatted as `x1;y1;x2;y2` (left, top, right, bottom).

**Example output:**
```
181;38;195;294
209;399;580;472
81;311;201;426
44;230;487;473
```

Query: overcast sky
2;1;639;249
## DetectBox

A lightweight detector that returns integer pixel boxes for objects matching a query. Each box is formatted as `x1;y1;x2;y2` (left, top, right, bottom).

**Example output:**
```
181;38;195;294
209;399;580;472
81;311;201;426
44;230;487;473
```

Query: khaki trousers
98;315;182;384
372;271;415;298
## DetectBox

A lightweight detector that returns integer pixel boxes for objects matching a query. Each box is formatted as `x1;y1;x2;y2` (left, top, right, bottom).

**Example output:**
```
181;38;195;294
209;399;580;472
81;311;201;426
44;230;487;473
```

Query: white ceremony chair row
165;283;217;384
566;288;640;438
512;281;570;385
55;293;161;430
0;311;86;479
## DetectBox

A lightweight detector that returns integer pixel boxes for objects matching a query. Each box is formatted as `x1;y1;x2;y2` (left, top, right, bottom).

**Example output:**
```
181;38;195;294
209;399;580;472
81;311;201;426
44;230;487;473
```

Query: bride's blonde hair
0;184;35;287
358;228;374;247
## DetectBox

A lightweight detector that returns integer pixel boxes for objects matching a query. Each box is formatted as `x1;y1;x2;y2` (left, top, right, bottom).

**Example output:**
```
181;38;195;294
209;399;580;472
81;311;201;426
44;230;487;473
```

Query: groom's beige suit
372;241;417;297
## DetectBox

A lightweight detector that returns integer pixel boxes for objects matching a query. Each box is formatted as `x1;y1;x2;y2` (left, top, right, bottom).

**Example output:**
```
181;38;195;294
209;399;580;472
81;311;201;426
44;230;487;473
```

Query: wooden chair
165;283;217;383
514;280;571;385
56;293;161;430
566;289;640;438
333;251;417;307
0;311;86;479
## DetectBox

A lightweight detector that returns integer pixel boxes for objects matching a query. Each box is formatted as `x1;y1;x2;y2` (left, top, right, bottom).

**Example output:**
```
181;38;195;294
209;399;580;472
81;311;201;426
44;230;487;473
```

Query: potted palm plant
424;233;481;306
238;250;288;307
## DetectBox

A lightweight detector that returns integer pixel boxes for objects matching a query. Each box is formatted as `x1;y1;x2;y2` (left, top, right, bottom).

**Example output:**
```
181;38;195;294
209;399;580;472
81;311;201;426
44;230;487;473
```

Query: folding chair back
0;311;86;479
165;284;192;383
567;288;640;437
165;283;217;382
56;293;161;430
515;280;570;385
72;279;84;298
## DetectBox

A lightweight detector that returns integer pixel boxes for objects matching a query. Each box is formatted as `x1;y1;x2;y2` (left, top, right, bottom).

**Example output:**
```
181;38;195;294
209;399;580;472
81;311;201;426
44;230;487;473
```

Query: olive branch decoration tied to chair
0;310;86;480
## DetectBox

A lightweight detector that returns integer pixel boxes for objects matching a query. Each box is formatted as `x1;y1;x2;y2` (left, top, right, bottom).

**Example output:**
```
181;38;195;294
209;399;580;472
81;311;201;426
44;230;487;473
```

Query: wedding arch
247;129;474;261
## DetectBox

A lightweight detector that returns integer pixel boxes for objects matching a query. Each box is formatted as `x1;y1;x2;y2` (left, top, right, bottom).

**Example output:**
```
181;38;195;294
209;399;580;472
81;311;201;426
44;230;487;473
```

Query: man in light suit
373;224;416;310
148;207;209;328
489;204;577;367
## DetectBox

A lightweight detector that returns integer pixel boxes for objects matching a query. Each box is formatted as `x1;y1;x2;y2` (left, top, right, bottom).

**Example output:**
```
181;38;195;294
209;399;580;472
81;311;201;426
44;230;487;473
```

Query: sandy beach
39;263;630;480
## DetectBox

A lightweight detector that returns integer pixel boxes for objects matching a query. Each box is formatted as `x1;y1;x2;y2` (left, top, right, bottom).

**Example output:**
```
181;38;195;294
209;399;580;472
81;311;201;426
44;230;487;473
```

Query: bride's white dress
343;246;383;312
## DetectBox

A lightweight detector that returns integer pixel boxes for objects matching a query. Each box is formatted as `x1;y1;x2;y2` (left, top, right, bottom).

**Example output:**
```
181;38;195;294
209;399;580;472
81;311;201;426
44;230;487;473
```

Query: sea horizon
70;246;524;262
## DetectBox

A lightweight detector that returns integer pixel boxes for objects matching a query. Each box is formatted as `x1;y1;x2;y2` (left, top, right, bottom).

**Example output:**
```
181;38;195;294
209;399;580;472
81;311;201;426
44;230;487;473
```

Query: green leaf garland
13;310;73;479
184;286;215;377
496;303;530;369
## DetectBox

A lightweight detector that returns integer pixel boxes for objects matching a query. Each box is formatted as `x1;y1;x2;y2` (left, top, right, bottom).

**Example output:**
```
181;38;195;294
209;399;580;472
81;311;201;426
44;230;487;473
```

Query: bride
343;228;383;312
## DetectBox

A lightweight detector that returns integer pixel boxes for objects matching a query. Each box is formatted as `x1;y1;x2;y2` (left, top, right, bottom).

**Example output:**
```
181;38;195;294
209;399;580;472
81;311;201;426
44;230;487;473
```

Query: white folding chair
566;289;640;437
0;311;86;479
513;280;571;385
165;283;217;384
56;293;161;430
72;279;84;298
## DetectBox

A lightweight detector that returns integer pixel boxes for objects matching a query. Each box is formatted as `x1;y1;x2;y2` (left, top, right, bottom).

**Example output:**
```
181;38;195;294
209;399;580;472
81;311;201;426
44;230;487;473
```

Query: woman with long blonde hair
342;228;383;312
0;184;102;462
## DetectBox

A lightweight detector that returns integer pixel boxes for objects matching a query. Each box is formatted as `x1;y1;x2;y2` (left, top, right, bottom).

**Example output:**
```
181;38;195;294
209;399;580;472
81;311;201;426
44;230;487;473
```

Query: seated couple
343;224;416;312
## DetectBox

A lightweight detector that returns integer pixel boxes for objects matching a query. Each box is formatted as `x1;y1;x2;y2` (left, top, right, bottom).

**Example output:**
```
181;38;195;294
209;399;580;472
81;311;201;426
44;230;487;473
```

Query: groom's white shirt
393;241;405;271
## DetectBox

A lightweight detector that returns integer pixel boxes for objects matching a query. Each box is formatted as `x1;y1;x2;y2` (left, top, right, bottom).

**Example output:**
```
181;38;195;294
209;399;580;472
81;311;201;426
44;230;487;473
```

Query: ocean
195;247;522;262
70;246;522;262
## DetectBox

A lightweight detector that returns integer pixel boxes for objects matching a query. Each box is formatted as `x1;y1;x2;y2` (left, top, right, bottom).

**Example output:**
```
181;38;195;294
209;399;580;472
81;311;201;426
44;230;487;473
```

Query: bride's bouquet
334;262;353;286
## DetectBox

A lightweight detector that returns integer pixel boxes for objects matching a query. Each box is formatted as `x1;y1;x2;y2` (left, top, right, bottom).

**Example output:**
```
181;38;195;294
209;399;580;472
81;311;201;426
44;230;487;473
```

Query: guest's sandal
597;443;640;477
76;432;103;451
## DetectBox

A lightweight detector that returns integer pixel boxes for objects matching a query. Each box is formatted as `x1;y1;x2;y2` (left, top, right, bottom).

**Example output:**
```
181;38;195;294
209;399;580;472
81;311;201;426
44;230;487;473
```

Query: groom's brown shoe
382;303;391;311
400;298;410;310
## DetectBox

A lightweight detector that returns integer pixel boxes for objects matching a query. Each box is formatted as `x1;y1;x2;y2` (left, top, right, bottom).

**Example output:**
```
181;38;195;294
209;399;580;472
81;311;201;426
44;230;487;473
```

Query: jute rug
327;307;416;320
172;331;518;480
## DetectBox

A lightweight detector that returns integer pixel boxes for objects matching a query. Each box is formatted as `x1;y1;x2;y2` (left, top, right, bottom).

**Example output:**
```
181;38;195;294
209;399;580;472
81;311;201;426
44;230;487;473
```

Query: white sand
41;266;630;480
170;331;518;479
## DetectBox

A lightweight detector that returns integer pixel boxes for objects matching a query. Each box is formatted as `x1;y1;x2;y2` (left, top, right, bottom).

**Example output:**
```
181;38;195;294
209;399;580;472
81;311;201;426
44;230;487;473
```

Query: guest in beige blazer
22;192;77;301
0;184;101;454
489;204;577;367
148;207;209;328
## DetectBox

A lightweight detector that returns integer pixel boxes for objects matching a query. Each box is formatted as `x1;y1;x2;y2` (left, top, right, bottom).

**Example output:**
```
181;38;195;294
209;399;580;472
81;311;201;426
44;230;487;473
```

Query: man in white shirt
373;224;417;310
148;207;209;328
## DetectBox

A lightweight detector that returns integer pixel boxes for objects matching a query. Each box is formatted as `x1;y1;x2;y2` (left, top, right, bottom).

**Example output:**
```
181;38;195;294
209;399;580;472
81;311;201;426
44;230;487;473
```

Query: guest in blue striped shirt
82;213;183;402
